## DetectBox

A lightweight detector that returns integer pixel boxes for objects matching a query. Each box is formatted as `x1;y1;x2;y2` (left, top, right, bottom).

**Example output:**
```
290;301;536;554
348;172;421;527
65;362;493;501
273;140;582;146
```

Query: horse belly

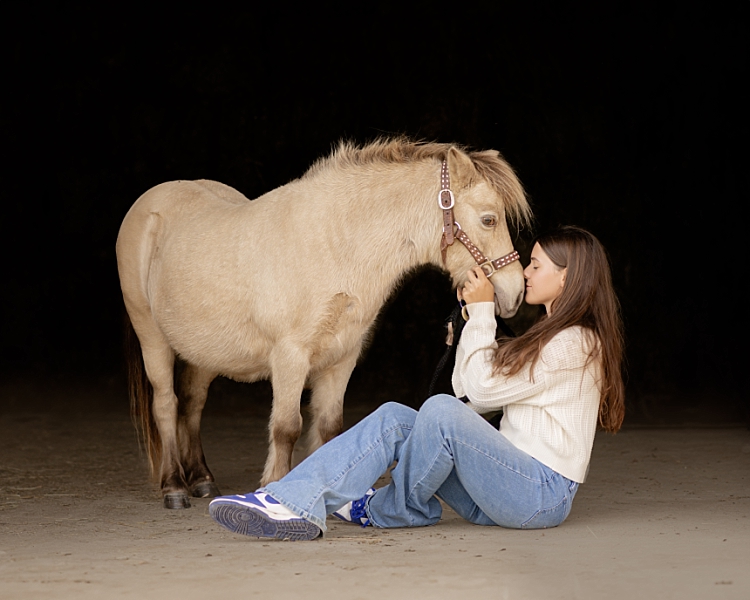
162;309;273;381
147;253;274;381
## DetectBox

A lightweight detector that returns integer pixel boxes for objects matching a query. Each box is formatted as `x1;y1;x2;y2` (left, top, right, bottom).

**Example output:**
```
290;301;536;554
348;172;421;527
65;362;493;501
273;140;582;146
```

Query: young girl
209;226;624;540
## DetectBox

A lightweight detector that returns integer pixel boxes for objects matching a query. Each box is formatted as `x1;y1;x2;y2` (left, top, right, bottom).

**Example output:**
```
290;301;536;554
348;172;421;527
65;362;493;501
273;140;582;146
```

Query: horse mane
304;136;533;230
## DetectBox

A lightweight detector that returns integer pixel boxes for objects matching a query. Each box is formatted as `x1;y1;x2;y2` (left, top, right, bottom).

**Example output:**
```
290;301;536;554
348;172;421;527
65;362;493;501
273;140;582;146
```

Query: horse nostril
516;290;524;306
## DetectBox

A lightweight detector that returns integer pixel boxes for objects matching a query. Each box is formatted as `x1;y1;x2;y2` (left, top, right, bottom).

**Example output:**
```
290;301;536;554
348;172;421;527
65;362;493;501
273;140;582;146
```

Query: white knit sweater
451;302;601;483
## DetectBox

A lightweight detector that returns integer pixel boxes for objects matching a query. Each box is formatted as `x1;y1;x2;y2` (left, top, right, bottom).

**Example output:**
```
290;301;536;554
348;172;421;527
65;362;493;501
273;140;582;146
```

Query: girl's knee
419;394;466;422
374;402;417;426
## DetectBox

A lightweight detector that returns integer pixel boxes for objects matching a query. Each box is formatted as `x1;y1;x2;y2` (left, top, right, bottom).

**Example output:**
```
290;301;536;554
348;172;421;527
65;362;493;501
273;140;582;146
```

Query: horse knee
270;410;303;446
312;412;343;448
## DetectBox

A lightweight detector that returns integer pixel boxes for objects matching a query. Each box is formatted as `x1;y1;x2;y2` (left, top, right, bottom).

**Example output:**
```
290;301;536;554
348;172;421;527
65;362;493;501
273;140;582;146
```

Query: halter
438;160;520;277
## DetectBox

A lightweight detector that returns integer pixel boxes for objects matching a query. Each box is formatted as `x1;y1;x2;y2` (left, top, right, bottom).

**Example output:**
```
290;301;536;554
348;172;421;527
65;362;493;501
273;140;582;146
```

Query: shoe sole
210;502;321;541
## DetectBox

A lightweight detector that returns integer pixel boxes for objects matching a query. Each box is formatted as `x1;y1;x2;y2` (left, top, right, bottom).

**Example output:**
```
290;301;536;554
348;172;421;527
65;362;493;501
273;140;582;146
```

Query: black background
2;2;745;425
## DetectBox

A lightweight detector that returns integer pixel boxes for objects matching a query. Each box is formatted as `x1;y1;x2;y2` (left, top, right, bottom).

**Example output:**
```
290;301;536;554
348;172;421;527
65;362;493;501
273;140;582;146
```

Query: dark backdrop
2;2;745;425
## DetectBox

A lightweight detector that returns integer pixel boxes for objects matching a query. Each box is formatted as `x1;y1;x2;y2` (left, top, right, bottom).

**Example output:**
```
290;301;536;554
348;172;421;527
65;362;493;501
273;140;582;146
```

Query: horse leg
177;363;220;498
139;341;191;509
260;346;310;486
307;354;359;453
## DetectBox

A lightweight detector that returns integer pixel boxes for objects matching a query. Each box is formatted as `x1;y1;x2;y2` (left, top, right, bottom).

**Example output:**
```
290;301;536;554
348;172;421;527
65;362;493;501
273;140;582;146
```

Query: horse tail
124;311;161;478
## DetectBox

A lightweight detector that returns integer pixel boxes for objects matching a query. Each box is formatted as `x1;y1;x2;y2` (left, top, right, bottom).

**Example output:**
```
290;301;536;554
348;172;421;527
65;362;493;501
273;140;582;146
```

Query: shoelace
350;496;371;527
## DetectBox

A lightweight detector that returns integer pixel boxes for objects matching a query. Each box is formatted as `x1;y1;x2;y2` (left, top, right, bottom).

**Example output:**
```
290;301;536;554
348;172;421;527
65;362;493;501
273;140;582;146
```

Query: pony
116;137;532;508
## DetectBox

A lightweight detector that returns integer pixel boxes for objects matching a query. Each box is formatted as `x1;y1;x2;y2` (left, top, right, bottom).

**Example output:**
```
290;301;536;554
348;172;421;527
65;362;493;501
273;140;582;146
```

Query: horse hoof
191;481;221;498
163;492;191;509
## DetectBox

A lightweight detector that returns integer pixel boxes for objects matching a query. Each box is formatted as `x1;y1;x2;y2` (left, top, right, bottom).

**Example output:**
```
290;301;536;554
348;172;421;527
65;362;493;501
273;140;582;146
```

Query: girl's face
523;243;567;313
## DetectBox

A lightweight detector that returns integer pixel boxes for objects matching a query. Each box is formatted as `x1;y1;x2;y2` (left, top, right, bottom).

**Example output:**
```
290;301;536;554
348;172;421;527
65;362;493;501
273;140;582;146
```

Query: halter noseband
439;160;520;277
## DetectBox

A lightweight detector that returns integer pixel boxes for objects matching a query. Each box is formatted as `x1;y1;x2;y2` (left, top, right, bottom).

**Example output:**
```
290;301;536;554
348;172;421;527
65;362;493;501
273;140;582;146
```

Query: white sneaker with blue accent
209;492;321;541
332;488;376;527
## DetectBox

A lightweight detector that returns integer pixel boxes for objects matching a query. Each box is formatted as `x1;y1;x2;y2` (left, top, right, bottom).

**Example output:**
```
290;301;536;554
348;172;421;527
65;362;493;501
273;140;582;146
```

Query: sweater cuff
465;302;496;321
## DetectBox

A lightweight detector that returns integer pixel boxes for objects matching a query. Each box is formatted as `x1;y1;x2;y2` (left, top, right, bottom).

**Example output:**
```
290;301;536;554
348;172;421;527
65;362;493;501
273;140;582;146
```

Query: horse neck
302;160;443;304
331;160;440;258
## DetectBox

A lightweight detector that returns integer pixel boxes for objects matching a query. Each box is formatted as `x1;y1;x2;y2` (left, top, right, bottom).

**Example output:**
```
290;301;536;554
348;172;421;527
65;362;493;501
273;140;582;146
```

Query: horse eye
482;216;497;227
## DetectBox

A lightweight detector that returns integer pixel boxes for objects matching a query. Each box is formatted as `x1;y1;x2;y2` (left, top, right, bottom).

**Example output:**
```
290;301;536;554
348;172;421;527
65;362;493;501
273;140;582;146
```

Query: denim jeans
260;395;579;532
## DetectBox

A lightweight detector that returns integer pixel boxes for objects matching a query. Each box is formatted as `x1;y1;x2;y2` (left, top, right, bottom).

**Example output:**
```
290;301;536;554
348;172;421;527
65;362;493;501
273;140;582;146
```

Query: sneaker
332;488;376;527
209;492;321;541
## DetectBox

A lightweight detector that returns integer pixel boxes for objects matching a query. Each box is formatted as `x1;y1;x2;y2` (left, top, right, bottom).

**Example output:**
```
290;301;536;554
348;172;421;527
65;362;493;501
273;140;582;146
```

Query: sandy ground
1;378;748;600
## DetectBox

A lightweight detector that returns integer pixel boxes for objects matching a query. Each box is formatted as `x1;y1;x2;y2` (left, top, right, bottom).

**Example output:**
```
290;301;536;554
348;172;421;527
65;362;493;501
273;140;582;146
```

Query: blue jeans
260;395;579;532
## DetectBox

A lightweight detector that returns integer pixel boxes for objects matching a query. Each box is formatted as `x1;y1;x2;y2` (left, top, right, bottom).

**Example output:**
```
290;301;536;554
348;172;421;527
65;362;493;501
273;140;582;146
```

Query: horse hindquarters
118;206;215;509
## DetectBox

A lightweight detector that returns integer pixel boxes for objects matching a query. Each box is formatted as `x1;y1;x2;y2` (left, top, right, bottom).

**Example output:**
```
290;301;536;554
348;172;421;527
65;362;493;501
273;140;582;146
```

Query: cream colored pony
116;138;532;508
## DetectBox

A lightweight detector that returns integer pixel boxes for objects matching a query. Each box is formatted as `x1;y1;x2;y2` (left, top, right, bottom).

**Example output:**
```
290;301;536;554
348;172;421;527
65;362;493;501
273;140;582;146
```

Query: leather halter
439;160;520;277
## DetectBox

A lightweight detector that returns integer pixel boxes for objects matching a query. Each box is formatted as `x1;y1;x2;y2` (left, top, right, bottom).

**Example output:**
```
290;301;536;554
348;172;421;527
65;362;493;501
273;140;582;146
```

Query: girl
209;226;624;540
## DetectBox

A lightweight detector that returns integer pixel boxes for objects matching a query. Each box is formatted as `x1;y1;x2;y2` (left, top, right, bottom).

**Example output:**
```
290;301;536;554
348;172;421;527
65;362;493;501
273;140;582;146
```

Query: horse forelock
304;136;532;231
468;150;533;231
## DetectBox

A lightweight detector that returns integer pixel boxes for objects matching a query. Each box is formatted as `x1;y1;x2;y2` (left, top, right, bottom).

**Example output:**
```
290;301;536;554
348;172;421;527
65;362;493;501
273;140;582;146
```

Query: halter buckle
438;189;455;210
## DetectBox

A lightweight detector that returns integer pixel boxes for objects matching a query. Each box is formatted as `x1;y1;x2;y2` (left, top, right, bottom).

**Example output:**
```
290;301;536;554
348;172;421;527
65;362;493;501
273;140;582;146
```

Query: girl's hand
459;266;495;304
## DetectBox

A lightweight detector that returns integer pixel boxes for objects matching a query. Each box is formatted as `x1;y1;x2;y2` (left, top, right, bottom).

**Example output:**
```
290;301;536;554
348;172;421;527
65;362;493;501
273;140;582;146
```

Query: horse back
191;180;250;206
129;179;250;216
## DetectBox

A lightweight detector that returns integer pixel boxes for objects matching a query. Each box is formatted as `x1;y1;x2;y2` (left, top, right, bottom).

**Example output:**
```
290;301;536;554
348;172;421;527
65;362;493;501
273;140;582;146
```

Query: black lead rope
427;303;517;398
427;304;465;398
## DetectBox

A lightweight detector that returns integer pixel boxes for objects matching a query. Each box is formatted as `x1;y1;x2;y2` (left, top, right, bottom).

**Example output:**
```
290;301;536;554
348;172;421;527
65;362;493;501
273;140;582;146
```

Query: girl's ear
560;268;567;287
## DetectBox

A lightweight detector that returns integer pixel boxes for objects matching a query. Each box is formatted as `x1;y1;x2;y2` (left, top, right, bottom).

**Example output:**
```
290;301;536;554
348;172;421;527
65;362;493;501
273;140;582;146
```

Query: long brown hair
492;226;625;432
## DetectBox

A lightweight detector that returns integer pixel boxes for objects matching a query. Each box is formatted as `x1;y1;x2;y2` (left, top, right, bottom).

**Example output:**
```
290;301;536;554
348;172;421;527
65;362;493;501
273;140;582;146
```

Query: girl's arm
452;302;545;412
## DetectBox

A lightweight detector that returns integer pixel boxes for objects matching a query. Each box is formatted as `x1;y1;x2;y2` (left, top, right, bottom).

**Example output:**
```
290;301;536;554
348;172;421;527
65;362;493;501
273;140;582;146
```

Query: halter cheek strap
439;160;455;254
438;159;520;276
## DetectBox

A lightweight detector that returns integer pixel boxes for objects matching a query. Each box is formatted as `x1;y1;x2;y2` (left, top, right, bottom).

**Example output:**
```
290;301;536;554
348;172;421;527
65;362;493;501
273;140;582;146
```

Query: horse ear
447;147;476;189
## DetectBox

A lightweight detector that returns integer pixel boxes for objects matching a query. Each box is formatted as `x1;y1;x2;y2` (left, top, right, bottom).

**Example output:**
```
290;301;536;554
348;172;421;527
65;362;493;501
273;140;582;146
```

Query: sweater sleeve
451;302;545;413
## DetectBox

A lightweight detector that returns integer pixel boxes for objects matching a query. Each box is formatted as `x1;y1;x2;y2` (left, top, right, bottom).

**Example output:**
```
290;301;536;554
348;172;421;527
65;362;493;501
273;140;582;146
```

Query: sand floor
1;379;748;599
